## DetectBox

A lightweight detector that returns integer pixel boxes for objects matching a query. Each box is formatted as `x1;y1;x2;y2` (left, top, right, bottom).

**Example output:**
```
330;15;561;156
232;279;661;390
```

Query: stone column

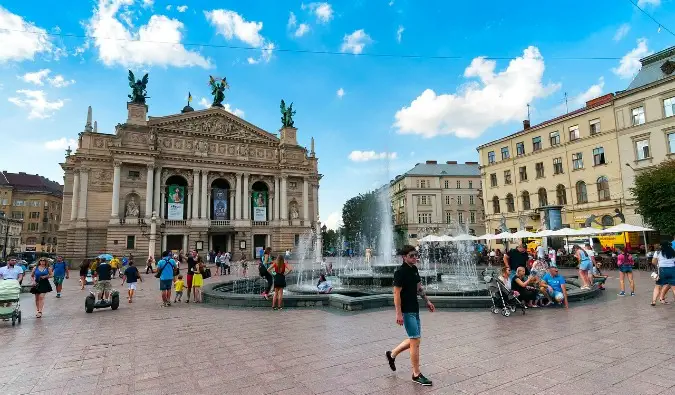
274;177;280;220
111;161;121;218
160;186;166;219
182;234;188;253
187;187;193;220
153;167;161;216
148;213;157;258
314;184;319;221
281;176;288;220
201;171;208;219
235;173;242;220
70;171;80;221
192;171;200;220
145;164;154;218
229;190;235;220
303;177;309;221
270;196;275;221
242;173;249;220
161;234;167;254
77;169;89;220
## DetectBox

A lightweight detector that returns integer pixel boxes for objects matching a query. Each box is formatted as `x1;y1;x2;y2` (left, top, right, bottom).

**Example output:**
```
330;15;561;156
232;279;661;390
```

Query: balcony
210;220;231;227
164;220;187;227
252;221;269;227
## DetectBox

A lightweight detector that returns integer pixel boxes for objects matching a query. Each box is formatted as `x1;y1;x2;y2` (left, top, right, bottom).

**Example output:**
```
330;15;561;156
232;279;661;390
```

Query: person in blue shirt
540;266;568;308
52;256;69;298
157;251;176;307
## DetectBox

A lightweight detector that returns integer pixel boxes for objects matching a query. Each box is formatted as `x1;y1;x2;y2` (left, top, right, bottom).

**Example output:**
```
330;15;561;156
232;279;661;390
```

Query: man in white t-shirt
0;257;24;283
536;244;546;260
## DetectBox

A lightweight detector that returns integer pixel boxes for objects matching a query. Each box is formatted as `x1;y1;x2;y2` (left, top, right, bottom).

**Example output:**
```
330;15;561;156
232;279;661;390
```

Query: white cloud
612;38;652;79
288;12;297;28
198;97;244;117
304;2;334;23
44;137;77;150
637;0;660;7
0;6;53;63
389;0;395;5
142;0;153;7
394;46;560;139
613;24;630;41
205;9;274;63
8;89;65;119
294;23;310;37
165;5;171;11
20;69;51;85
176;5;187;12
574;77;604;106
348;151;397;162
341;29;371;54
20;69;75;88
396;25;404;43
85;0;211;68
336;87;345;99
324;211;342;230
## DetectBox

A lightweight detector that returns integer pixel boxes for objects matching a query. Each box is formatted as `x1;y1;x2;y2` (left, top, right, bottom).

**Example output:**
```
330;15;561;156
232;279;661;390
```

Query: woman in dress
616;247;635;296
79;259;90;290
31;258;53;317
268;255;291;310
651;243;675;306
191;258;204;303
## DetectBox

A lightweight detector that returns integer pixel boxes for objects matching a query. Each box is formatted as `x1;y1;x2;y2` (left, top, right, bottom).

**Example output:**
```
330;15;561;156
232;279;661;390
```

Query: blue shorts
656;266;675;286
619;265;633;273
403;312;421;339
159;280;173;291
579;261;592;271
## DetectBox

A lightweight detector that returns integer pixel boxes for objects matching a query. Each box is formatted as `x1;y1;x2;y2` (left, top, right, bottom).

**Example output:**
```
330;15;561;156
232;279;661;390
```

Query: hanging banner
167;185;185;220
213;188;228;220
252;191;267;221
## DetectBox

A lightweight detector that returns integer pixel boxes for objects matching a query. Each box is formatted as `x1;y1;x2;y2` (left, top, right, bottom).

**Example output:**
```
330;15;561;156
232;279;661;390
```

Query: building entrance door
212;234;229;253
253;234;267;259
166;235;183;252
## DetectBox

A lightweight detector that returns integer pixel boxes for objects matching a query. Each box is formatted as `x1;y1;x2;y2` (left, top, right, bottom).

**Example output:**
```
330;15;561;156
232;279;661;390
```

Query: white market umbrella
507;230;538;239
452;234;479;241
477;233;498;240
576;227;604;235
550;228;585;237
533;229;556;237
439;235;455;242
603;224;654;233
418;235;444;243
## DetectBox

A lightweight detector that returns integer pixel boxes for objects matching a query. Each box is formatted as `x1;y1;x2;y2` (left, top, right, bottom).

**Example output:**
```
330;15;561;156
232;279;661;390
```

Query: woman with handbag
259;247;274;299
191;259;205;303
31;258;53;318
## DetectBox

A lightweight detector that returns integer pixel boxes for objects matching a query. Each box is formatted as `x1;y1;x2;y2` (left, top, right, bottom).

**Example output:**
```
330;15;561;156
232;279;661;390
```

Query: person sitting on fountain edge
540;266;568;308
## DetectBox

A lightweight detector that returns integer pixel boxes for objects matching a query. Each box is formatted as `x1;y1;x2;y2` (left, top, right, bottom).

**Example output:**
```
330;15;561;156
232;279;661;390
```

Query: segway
85;289;120;313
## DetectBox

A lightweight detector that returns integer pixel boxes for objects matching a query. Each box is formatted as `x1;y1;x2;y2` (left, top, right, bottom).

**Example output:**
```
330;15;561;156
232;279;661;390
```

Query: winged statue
209;76;229;107
280;99;296;128
128;70;149;104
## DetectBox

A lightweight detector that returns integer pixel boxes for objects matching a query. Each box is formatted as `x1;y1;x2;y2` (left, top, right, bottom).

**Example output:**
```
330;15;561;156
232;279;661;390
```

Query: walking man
385;245;435;386
157;251;176;307
52;256;69;298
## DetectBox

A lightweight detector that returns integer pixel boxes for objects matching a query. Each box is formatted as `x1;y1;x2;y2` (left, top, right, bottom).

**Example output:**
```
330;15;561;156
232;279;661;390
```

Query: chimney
523;119;531;130
446;161;457;164
425;160;437;164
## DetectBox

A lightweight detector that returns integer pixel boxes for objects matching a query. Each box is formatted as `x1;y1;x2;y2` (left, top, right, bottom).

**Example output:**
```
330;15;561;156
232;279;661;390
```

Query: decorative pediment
149;108;278;144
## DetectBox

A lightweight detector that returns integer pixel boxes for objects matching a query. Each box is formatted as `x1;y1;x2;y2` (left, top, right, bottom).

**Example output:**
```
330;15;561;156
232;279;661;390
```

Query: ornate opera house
59;73;320;262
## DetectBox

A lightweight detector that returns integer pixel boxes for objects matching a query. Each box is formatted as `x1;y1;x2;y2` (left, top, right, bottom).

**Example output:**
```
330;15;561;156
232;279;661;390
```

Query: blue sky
1;0;674;229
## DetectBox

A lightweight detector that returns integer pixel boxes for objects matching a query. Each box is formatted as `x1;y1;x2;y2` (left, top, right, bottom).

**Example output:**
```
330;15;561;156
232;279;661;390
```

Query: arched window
26;237;37;244
576;181;588;203
522;191;531;210
506;194;515;212
492;196;500;214
597;176;610;201
556;185;567;205
601;215;614;227
538;188;548;207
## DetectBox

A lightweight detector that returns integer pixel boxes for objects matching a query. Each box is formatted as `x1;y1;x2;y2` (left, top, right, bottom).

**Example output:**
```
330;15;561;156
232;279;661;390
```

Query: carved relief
90;169;113;185
174;139;183;150
162;139;172;148
129;133;148;144
94;138;105;148
156;113;278;143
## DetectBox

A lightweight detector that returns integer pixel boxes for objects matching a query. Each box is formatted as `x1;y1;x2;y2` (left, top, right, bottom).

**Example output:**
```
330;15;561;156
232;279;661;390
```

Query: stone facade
59;101;320;263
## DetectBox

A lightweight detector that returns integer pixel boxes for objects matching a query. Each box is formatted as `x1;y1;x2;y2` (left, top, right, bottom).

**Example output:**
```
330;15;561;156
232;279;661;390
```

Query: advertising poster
213;188;228;220
547;208;563;230
252;191;267;221
167;185;184;220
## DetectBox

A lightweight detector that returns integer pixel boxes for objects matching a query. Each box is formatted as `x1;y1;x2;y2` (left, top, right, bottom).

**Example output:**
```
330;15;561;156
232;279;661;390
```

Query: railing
252;221;269;227
164;220;187;227
210;220;231;227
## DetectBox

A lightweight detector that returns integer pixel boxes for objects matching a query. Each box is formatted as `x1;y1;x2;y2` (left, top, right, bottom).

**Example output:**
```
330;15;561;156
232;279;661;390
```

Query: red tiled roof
1;171;63;196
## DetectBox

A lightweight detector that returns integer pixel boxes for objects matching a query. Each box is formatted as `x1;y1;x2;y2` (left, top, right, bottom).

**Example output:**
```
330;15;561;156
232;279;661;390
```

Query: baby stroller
483;270;526;317
0;280;22;326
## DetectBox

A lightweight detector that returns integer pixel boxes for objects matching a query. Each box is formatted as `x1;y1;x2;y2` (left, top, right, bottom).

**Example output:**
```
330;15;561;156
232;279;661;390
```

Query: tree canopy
630;159;675;236
341;191;383;250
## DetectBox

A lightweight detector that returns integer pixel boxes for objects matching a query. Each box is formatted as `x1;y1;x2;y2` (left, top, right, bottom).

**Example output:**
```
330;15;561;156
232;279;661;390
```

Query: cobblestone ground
0;267;673;395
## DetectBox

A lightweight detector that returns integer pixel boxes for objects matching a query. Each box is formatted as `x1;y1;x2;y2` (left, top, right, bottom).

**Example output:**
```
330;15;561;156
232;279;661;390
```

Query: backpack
154;258;174;278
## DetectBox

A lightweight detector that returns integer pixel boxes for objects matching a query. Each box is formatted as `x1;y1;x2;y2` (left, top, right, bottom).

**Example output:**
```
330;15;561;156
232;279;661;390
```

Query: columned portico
192;171;200;220
274;177;280;221
235;173;242;220
111;162;121;218
303;177;309;221
200;171;208;219
153;167;161;215
145;164;154;218
280;176;288;220
70;171;80;221
242;173;249;220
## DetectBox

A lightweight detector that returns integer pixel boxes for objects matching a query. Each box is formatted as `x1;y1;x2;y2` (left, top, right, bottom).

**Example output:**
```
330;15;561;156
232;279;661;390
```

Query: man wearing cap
540;266;568;308
52;256;69;298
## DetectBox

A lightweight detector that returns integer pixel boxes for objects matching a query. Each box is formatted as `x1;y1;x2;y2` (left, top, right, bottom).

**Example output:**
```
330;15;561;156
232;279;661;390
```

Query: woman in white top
650;242;675;306
498;266;511;291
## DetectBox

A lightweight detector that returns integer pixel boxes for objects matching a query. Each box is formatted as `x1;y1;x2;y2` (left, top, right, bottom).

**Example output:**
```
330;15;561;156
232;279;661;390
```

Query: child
592;261;608;290
191;259;204;303
317;274;332;294
174;275;185;303
240;254;248;277
121;260;142;303
269;255;291;310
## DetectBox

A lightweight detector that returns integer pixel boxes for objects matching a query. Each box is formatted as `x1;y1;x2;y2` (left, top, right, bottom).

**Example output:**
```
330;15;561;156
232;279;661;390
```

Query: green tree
341;191;383;250
630;159;675;235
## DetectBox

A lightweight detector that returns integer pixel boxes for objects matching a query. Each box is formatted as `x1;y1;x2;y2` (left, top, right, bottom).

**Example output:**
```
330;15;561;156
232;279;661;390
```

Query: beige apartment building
615;47;675;226
0;172;63;253
0;215;23;257
59;92;320;262
390;161;485;245
477;45;675;236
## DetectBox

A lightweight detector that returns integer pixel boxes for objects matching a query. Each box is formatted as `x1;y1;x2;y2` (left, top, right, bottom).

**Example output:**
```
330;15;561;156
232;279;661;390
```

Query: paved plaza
0;268;673;395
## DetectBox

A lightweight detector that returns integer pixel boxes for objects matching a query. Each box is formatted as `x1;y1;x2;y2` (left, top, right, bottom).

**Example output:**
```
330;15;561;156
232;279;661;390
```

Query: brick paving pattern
0;268;673;394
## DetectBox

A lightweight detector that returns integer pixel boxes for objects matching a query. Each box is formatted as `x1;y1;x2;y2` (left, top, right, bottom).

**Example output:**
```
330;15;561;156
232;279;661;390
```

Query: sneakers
618;291;626;296
385;351;396;371
56;293;61;298
630;292;635;296
412;373;432;386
